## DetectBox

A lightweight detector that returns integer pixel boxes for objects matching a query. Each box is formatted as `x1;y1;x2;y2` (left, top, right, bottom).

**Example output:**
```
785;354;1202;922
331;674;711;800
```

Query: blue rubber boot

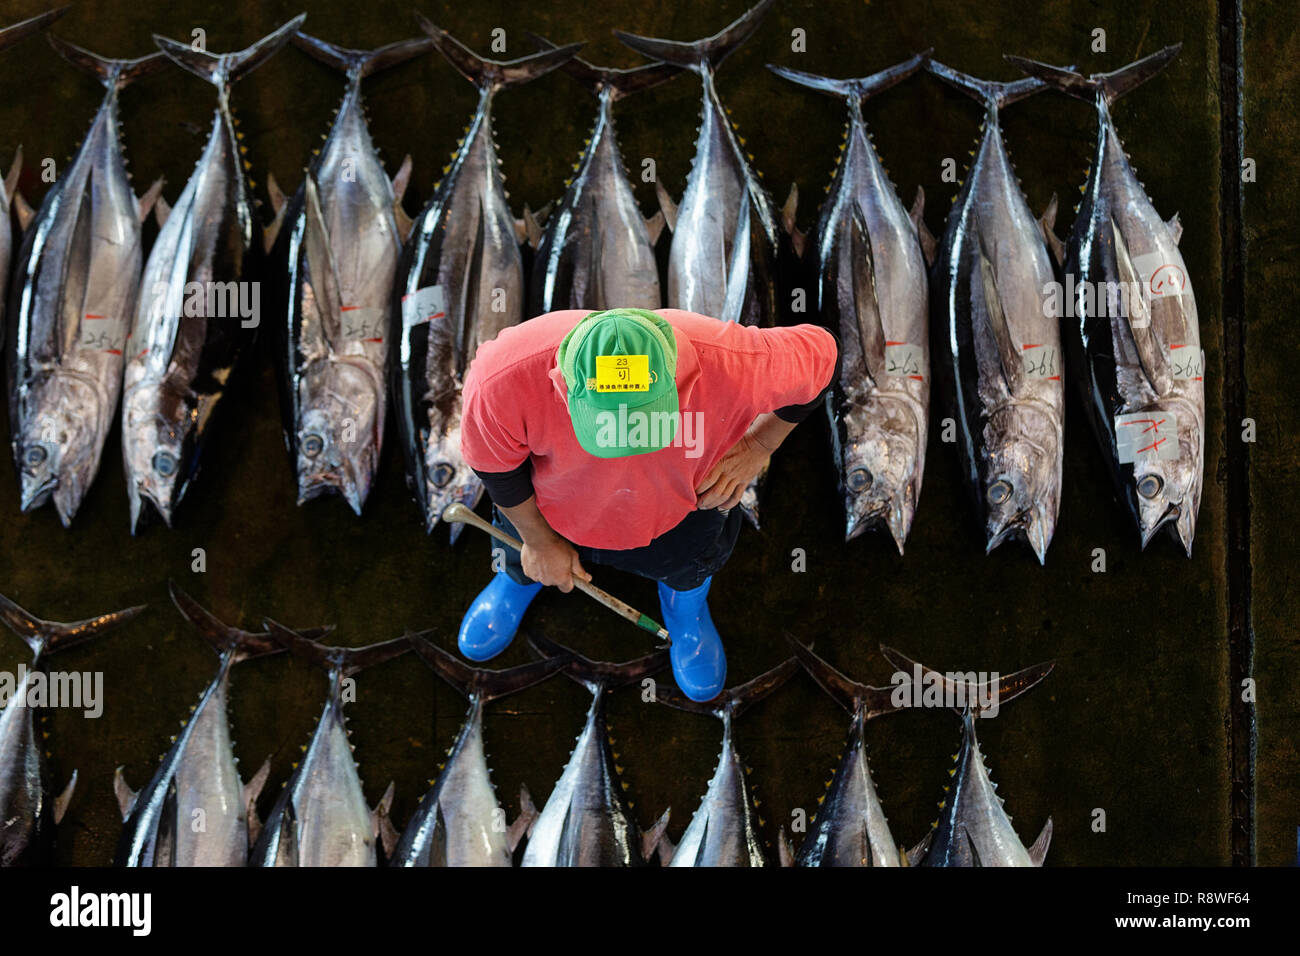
458;573;544;662
657;577;727;702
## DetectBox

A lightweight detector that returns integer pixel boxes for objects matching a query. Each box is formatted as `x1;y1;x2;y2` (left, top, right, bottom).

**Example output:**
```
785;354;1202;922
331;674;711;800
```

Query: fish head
1133;436;1201;557
421;411;482;539
14;372;104;526
122;381;196;532
296;360;382;515
981;406;1060;564
842;396;923;552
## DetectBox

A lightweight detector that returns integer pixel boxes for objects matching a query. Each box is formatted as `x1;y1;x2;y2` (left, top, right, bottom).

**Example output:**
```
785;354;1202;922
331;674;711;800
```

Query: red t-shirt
460;309;838;550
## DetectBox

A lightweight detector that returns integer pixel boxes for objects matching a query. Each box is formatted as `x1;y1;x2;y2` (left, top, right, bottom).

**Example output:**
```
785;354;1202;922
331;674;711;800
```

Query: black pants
492;505;743;592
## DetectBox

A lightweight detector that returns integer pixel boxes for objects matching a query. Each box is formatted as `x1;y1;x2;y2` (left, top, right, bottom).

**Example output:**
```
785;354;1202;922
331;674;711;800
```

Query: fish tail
1006;45;1180;105
47;35;169;89
614;0;776;74
785;635;898;715
656;657;798;718
262;619;409;678
0;6;67;54
878;645;1054;715
416;15;580;91
926;58;1049;110
525;629;669;692
168;581;284;664
406;631;570;702
528;33;682;100
290;31;432;79
153;13;304;87
0;591;145;659
767;50;931;104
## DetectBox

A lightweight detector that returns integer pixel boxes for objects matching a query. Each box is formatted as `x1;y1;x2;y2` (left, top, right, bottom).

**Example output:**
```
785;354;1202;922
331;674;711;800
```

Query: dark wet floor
0;0;1289;866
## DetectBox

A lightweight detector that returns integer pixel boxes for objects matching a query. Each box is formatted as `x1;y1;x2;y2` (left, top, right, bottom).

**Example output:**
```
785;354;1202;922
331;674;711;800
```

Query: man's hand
521;533;591;592
695;433;773;510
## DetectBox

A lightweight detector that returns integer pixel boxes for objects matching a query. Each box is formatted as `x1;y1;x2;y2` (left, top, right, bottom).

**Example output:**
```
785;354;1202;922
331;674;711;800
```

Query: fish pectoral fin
54;769;79;824
642;806;672;863
508;783;538;852
1166;212;1183;245
13;189;34;232
137;177;166;223
112;766;137;820
976;232;1027;393
1028;816;1053;866
154;194;172;230
847;210;886;386
645;209;665;246
390;153;413;204
4;144;20;199
1038;192;1065;268
1110;218;1172;392
655;180;678;232
373;780;400;858
910;185;937;267
905;830;932;866
777;827;794;867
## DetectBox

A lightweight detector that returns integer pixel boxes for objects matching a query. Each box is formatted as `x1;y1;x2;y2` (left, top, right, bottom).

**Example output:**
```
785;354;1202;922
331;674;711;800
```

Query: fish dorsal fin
1028;817;1053;865
906;830;932;866
262;172;287;252
656;827;679;866
782;183;807;259
910;185;936;267
53;769;78;824
976;229;1027;393
153;194;171;229
655;180;678;232
1110;218;1170;392
113;767;137;820
407;631;570;702
508;784;538;853
645;209;665;246
642;806;672;862
719;195;753;323
3;145;20;201
391;153;413;203
614;0;775;75
13;190;34;232
1039;192;1064;268
373;781;399;859
137;176;166;223
302;175;347;350
1166;212;1183;245
784;635;899;719
243;756;273;847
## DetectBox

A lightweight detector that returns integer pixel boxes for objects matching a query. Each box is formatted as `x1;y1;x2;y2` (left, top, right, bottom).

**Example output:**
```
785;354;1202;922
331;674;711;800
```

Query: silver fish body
7;45;164;526
393;23;579;537
1009;48;1203;555
929;63;1065;563
121;18;302;532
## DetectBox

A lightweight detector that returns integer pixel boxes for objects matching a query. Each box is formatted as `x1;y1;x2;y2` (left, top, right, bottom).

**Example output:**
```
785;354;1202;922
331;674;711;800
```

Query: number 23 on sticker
593;354;651;392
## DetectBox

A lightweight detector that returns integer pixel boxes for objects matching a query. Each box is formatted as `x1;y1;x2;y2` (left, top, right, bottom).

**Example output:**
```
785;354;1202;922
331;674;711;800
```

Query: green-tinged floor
0;0;1285;866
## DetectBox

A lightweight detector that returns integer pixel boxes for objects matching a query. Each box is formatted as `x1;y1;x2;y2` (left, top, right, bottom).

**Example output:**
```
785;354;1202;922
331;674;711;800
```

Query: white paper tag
1020;343;1061;380
340;306;386;342
78;312;126;355
883;342;923;379
1116;410;1180;463
401;285;446;333
1168;345;1204;381
1131;252;1192;300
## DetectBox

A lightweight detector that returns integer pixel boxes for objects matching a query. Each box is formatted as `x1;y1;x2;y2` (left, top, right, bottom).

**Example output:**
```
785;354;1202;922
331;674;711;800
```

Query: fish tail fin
417;15;580;91
614;0;775;74
528;32;682;100
878;645;1054;716
785;634;901;716
47;35;169;89
767;50;930;103
168;581;283;664
290;31;432;79
1006;45;1179;105
0;592;146;658
153;13;304;87
406;631;570;702
656;657;798;718
525;629;669;692
263;619;409;677
926;58;1048;110
0;6;67;54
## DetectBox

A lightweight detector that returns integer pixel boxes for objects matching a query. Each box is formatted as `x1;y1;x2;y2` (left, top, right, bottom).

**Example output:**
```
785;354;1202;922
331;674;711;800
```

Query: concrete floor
0;0;1285;865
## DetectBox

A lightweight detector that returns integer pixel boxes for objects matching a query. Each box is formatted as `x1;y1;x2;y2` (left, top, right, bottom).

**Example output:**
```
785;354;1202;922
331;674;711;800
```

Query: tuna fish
521;632;670;866
616;0;781;527
267;32;431;515
526;35;680;314
880;646;1054;867
392;19;580;539
0;592;145;865
1007;47;1204;555
249;623;408;867
391;634;569;866
770;55;933;551
121;16;303;532
653;658;795;867
113;583;314;866
928;60;1066;564
0;7;69;341
6;38;165;526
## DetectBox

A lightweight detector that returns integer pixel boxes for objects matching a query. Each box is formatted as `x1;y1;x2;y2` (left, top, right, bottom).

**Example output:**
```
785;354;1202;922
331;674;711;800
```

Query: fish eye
23;445;47;467
302;433;325;458
431;462;455;488
987;479;1013;505
152;451;177;477
1137;474;1164;499
847;467;872;492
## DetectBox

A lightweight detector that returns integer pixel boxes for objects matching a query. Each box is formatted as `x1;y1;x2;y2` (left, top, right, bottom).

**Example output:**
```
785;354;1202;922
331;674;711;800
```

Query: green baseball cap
557;309;680;458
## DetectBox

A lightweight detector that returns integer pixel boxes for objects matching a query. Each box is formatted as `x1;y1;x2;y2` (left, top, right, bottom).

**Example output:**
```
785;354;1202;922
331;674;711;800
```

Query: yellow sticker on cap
592;354;651;392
